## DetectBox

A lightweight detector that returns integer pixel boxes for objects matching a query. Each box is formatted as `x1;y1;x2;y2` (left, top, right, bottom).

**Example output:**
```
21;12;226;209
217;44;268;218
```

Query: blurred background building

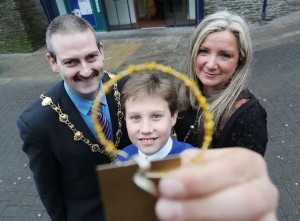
1;0;300;53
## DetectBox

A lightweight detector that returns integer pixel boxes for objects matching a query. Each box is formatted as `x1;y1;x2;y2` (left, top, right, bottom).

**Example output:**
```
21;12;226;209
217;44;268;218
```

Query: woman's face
194;30;240;94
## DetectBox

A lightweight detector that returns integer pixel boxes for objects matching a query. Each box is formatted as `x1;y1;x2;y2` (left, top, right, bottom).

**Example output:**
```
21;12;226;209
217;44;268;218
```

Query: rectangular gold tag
96;156;181;221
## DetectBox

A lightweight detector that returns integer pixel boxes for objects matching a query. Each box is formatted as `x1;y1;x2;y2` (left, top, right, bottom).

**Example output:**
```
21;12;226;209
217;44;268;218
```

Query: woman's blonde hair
179;11;253;133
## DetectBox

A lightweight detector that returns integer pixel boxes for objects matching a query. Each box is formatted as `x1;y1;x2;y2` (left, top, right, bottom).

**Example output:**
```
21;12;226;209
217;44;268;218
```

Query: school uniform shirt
117;137;197;162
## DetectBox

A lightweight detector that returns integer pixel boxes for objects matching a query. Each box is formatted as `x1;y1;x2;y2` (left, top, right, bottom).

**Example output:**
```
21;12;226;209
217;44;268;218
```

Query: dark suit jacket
17;73;130;221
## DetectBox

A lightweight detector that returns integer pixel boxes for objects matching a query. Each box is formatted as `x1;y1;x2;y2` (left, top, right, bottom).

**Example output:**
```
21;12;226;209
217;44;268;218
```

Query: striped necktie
98;104;112;141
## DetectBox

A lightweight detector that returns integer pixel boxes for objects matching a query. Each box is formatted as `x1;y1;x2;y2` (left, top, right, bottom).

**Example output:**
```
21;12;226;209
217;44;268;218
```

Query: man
17;14;130;221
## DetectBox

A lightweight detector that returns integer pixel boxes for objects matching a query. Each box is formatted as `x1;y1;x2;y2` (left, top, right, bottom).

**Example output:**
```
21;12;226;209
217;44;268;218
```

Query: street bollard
261;0;268;24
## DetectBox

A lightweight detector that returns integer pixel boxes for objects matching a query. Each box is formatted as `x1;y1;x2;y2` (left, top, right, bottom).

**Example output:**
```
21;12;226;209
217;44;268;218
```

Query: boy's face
125;94;177;156
46;29;104;100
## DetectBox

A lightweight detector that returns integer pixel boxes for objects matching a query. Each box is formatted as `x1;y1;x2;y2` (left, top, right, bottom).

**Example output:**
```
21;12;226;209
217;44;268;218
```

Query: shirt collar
64;82;107;116
138;137;173;161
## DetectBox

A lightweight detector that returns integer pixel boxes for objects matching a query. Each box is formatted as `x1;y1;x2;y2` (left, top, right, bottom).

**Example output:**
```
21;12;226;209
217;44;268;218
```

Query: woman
174;11;268;156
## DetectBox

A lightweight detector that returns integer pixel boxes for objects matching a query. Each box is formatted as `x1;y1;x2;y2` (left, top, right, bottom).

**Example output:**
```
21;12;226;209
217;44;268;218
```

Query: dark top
17;73;130;221
117;139;197;162
174;90;268;156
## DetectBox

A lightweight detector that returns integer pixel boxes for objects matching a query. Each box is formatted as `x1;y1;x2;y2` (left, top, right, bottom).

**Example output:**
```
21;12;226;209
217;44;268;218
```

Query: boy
117;73;196;162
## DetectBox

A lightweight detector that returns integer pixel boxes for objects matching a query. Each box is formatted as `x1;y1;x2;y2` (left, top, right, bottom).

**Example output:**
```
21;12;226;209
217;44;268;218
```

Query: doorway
104;0;195;30
135;0;166;28
135;0;191;28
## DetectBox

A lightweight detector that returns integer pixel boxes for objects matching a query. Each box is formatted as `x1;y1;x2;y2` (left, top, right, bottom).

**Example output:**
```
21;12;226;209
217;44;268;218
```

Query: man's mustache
73;70;100;82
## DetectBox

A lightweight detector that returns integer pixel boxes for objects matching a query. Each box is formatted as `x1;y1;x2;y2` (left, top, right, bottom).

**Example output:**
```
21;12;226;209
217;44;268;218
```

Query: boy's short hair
121;72;178;116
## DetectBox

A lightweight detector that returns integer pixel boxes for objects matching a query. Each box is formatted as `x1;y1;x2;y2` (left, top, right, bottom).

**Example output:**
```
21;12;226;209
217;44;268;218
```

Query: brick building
1;0;300;53
0;0;48;53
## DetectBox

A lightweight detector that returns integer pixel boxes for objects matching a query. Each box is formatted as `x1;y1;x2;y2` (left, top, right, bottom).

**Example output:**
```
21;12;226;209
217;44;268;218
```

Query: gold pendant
74;131;83;141
41;97;52;106
59;114;68;122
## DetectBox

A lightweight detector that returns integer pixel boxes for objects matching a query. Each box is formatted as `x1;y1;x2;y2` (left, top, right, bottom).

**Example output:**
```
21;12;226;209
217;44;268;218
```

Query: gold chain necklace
40;71;123;162
183;124;196;142
183;107;203;142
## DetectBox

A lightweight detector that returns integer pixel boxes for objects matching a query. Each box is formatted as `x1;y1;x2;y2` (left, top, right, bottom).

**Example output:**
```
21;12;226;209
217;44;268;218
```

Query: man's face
47;29;104;100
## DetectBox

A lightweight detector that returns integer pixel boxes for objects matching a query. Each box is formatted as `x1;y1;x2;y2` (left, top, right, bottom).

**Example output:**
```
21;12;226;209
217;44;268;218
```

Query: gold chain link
40;72;124;162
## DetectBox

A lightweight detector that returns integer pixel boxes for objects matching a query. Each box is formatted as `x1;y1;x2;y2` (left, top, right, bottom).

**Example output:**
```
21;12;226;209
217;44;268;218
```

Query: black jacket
17;73;130;221
174;90;268;156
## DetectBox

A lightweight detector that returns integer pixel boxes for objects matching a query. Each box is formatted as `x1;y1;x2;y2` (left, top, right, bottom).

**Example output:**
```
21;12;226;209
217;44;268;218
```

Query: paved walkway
0;10;300;221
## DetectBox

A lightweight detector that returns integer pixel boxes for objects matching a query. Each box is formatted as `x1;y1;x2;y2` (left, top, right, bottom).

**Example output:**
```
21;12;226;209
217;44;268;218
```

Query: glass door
165;0;195;27
135;0;166;28
104;0;138;30
103;0;196;30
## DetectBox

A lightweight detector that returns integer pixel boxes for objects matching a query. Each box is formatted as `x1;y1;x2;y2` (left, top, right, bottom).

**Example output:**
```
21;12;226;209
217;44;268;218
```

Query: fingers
156;177;278;221
259;213;279;221
160;148;267;198
155;148;279;221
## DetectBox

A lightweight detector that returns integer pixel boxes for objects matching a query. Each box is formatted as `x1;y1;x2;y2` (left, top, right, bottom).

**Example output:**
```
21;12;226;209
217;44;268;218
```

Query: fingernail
159;178;185;197
155;199;183;220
